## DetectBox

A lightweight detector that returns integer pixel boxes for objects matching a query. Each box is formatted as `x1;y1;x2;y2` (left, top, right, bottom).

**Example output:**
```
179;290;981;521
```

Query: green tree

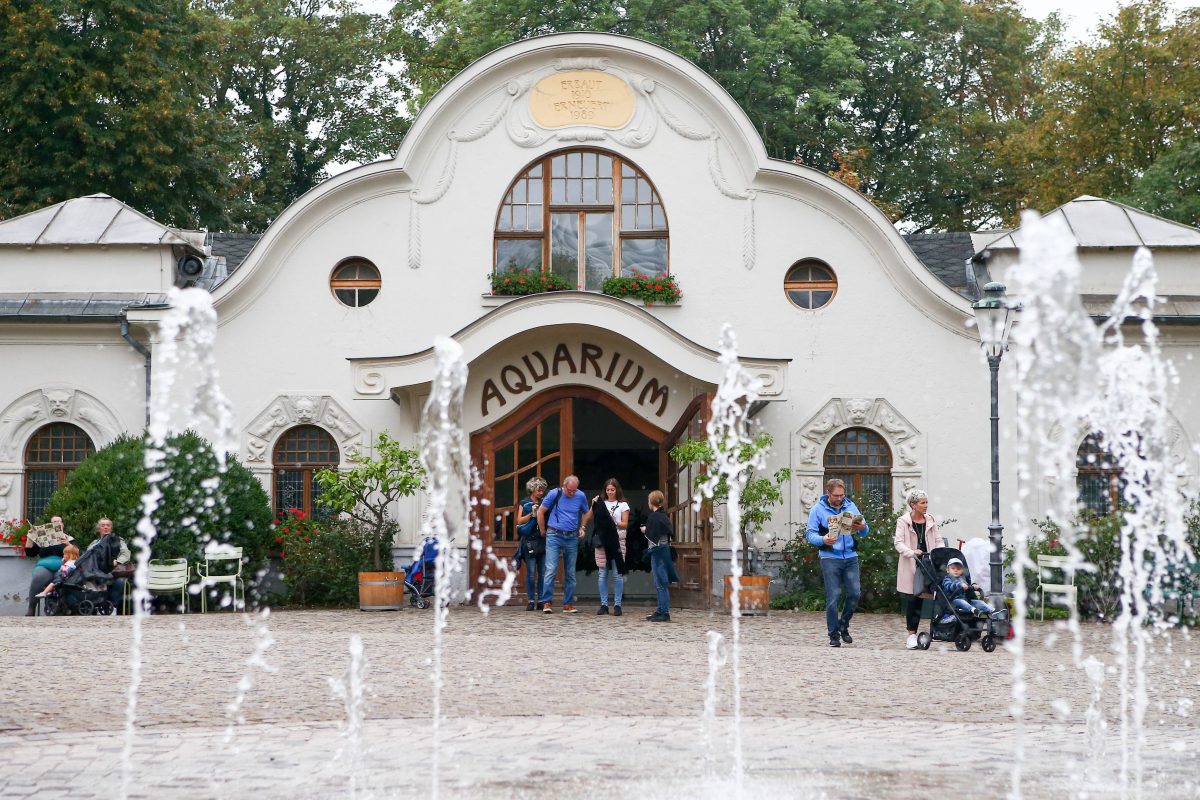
1004;1;1200;216
42;431;275;579
1119;138;1200;227
669;432;790;575
0;0;241;228
206;0;408;230
314;431;425;570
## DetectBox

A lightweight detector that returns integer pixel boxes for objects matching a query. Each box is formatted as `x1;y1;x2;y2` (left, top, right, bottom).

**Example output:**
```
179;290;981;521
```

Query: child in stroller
942;558;1001;620
913;547;1007;653
404;537;438;609
43;529;126;616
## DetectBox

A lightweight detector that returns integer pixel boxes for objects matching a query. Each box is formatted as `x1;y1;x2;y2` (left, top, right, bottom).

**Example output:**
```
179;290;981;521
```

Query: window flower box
489;269;573;296
601;274;681;305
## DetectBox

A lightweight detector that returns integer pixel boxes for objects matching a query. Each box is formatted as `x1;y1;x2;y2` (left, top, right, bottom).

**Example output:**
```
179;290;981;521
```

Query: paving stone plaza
1;608;1197;799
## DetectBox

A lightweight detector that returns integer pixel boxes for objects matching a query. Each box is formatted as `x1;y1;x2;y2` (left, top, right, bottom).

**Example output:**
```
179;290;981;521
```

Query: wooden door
660;394;713;608
470;399;572;600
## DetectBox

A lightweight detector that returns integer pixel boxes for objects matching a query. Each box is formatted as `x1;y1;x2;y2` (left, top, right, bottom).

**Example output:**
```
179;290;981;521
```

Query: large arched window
494;149;669;289
1077;433;1122;515
273;425;339;518
823;428;892;508
24;422;95;521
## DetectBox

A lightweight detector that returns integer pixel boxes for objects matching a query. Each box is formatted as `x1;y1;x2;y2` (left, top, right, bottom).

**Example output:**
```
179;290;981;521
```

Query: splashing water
418;337;470;800
122;288;237;800
703;630;728;778
223;608;276;745
329;634;370;799
1006;212;1194;798
694;323;763;797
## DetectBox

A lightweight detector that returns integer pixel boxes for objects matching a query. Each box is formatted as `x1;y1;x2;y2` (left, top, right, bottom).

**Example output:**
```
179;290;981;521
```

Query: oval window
784;259;837;310
330;258;381;307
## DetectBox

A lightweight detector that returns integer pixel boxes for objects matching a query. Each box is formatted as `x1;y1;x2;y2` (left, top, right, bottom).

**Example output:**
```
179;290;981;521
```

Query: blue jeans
540;533;579;605
952;598;995;616
598;565;624;607
523;552;544;602
648;544;673;615
820;557;861;635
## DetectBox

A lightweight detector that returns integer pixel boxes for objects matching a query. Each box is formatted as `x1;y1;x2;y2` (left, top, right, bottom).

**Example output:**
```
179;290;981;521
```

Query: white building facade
3;34;1198;610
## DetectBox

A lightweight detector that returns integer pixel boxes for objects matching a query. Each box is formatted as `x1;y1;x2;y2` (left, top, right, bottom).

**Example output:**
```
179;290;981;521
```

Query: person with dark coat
643;490;676;622
591;478;629;616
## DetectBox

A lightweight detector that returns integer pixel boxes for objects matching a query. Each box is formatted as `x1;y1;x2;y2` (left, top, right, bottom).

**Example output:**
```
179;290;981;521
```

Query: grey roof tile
903;232;979;300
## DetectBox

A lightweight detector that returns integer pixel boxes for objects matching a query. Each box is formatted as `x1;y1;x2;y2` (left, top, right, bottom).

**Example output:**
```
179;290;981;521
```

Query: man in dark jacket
805;478;869;647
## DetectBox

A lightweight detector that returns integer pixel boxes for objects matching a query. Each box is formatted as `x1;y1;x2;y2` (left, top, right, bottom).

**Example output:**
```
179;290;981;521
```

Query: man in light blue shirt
805;478;869;647
537;475;592;614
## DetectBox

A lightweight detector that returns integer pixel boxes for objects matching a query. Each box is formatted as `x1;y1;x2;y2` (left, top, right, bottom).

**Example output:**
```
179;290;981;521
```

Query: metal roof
979;196;1200;251
0;293;169;321
0;194;204;249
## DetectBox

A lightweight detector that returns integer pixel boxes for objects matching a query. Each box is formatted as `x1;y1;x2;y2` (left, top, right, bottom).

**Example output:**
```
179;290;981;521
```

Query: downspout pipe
120;313;152;429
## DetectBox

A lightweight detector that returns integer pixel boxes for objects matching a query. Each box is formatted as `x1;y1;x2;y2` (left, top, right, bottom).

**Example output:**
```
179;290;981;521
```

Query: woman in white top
594;478;630;616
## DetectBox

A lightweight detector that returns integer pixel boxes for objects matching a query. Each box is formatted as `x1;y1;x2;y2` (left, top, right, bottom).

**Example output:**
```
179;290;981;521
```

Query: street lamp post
972;282;1017;599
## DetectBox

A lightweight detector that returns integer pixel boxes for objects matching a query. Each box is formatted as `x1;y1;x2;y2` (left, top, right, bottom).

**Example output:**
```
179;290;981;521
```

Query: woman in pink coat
894;489;945;650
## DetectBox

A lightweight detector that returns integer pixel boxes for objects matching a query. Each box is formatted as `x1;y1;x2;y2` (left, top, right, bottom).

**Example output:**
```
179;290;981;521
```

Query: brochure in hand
830;511;864;535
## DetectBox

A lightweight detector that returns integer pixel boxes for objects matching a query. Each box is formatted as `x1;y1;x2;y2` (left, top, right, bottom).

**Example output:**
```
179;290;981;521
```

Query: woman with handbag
894;489;946;649
591;478;629;617
515;477;548;610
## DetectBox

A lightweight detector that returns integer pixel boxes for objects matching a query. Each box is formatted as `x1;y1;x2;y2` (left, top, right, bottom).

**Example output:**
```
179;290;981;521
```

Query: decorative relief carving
243;395;366;465
0;387;121;465
792;397;923;471
0;476;13;518
799;477;820;515
845;398;873;425
355;369;387;397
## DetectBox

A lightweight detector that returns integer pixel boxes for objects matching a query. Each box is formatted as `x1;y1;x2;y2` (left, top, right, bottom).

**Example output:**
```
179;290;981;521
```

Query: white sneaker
906;634;919;650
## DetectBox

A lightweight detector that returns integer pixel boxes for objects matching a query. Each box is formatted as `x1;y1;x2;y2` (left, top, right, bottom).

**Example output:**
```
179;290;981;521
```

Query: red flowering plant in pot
490;268;573;296
601;273;681;305
0;518;32;556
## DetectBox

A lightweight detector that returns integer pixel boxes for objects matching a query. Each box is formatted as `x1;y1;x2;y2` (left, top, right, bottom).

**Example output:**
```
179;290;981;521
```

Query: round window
330;258;381;307
784;259;837;310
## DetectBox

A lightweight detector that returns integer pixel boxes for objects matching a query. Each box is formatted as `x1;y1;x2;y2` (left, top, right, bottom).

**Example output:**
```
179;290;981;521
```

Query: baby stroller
913;546;1007;653
44;535;123;616
404;538;438;609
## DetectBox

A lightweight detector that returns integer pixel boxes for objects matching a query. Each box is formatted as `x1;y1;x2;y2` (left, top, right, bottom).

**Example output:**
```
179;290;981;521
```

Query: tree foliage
314;431;425;571
42;431;275;581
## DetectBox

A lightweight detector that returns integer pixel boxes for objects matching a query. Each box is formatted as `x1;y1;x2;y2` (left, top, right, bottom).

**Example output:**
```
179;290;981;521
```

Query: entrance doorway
470;387;713;607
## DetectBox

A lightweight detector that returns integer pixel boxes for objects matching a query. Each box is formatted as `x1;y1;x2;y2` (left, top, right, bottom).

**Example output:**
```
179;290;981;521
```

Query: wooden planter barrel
723;575;771;616
358;571;405;611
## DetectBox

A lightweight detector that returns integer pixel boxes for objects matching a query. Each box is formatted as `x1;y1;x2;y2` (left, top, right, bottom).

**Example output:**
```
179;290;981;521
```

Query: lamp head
972;281;1016;359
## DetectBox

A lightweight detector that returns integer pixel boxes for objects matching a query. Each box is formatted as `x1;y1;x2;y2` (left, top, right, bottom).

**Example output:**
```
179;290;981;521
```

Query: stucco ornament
407;58;756;270
43;389;73;418
0;387;121;466
799;477;820;514
243;395;366;465
0;477;12;517
845;398;873;425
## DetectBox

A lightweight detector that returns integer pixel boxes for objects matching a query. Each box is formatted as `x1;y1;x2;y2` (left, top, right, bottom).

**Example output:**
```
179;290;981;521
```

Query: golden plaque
529;70;635;130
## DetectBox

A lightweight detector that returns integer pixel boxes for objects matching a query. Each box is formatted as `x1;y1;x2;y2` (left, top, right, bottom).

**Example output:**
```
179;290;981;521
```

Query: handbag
110;563;135;579
522;534;545;558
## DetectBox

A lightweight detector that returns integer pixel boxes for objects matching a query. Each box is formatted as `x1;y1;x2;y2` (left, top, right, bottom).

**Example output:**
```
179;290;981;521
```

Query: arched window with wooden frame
24;422;95;521
822;427;892;508
330;258;381;307
273;425;340;518
784;259;838;310
1077;433;1122;515
494;149;669;289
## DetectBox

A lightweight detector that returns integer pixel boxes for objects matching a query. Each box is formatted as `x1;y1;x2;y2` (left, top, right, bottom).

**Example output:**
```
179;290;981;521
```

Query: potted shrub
669;432;789;614
314;432;425;611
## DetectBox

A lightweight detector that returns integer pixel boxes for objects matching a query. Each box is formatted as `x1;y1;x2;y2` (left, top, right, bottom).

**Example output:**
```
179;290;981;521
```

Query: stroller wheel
955;633;973;652
916;632;931;650
97;601;116;616
77;600;95;616
415;596;428;610
981;634;997;653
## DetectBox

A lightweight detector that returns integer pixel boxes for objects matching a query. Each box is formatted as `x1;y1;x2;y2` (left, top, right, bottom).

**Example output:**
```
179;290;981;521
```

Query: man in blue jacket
805;478;869;647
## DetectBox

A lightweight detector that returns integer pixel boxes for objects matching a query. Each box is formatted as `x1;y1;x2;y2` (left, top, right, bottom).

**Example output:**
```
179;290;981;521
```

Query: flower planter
723;574;771;616
357;571;404;611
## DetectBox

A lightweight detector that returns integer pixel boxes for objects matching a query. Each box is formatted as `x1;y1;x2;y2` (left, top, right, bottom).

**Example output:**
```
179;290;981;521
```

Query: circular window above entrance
330;258;381;307
784;259;837;310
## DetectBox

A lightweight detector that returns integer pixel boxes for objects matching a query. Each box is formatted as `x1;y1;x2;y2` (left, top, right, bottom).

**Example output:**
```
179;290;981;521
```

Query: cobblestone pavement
1;607;1197;799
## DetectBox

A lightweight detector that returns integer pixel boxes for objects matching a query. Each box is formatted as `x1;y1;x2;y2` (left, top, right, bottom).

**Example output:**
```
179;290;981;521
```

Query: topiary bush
273;511;395;607
43;431;274;595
